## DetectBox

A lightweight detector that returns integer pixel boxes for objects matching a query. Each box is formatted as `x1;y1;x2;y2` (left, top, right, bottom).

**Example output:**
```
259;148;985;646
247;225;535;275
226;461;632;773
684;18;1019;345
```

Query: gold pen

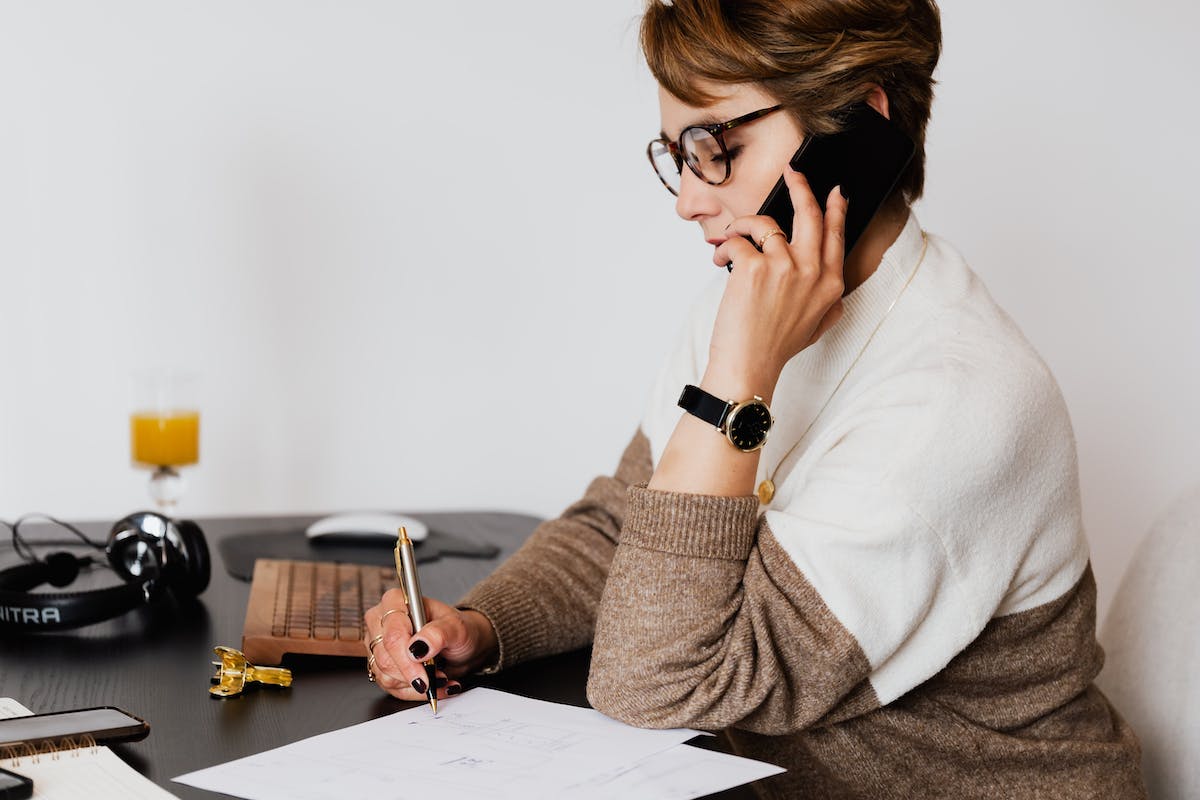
394;527;438;713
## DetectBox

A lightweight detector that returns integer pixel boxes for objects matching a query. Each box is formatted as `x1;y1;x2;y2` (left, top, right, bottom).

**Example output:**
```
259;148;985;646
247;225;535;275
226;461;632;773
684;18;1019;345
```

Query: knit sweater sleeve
587;489;878;734
456;430;652;671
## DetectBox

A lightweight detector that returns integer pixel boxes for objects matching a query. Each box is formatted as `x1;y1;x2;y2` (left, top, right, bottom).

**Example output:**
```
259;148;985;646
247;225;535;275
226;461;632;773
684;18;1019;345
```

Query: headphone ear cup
107;514;148;582
172;519;211;597
43;551;87;587
107;512;165;582
0;553;87;592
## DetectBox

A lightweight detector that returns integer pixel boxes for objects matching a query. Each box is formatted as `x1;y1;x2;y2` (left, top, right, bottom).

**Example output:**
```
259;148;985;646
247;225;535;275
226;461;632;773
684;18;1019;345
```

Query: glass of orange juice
130;370;199;508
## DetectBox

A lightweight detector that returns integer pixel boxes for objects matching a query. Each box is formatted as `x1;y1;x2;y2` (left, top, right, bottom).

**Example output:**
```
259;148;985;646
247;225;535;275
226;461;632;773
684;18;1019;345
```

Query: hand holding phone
705;103;914;386
733;103;915;269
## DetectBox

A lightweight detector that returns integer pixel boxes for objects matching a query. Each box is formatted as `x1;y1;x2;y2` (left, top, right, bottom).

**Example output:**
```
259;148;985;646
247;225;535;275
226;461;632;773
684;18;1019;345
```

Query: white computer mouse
305;512;429;542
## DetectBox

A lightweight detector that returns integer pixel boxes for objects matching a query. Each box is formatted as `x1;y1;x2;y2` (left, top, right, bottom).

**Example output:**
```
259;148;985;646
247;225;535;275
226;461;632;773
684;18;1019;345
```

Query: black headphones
0;511;211;633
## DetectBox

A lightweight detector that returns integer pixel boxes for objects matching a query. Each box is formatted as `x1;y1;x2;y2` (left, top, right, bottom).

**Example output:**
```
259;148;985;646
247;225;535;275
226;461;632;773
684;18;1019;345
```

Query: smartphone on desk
735;103;915;268
0;766;33;800
0;706;149;750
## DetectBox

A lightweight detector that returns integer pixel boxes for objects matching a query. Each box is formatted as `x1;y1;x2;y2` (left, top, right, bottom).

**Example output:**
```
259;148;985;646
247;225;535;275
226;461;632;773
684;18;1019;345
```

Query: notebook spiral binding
0;733;98;765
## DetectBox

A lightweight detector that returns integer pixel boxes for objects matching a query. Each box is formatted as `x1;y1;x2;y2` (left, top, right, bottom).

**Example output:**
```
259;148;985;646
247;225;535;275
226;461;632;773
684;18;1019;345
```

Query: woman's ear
865;85;891;119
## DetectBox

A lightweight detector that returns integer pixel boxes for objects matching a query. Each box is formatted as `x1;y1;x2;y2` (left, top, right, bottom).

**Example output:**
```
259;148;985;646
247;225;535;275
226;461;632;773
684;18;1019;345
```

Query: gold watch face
725;400;772;452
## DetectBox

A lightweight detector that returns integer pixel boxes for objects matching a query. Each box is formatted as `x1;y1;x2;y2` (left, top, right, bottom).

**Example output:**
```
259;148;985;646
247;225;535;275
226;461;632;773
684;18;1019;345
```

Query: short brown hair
640;0;942;203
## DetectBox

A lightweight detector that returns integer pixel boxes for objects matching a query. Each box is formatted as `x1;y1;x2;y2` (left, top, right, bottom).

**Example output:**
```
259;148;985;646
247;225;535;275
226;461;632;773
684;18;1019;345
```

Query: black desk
0;513;756;799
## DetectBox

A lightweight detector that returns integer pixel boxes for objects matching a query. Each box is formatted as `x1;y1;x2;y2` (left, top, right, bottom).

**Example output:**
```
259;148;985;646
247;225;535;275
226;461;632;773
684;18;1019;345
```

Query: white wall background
1;1;1196;622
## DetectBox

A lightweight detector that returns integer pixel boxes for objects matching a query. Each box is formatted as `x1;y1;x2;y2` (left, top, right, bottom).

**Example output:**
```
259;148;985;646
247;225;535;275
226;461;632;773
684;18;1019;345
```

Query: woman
365;1;1146;796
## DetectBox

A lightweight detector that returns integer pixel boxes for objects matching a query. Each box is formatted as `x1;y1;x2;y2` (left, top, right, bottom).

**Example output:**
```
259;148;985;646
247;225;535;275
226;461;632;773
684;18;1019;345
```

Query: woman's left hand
707;169;848;393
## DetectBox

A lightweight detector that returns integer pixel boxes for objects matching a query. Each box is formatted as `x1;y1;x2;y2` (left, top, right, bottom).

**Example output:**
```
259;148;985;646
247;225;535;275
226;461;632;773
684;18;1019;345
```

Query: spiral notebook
0;698;177;799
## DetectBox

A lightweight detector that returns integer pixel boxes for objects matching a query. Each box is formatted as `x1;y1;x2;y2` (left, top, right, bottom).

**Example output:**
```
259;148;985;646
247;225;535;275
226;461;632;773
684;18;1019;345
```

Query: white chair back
1098;484;1200;800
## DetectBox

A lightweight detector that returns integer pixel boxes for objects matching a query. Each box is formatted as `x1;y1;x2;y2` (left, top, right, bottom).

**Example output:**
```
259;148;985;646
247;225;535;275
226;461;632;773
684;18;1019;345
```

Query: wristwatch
677;384;773;452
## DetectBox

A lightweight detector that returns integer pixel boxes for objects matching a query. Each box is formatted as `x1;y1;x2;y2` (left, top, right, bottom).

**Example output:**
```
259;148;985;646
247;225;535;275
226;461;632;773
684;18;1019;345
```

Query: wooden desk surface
0;512;755;799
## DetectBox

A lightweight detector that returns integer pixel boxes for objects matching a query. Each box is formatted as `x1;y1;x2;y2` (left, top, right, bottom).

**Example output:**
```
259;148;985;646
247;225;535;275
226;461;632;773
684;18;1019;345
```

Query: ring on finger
758;229;786;249
368;634;384;654
380;608;402;628
367;654;377;683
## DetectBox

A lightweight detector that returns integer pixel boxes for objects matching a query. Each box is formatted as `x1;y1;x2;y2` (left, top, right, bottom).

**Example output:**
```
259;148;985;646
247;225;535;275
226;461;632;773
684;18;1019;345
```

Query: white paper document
574;742;785;799
174;687;782;800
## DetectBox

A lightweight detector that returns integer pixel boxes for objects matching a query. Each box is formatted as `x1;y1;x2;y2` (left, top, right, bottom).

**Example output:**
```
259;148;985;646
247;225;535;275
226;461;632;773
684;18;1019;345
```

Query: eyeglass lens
648;140;679;194
649;126;727;196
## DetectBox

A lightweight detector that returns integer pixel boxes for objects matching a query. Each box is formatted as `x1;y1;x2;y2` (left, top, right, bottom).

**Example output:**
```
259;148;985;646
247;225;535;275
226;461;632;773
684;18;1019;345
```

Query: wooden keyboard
241;558;399;665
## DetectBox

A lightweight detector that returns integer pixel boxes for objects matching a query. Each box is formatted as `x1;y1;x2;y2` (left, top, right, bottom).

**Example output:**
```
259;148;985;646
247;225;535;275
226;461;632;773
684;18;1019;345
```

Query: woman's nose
674;168;721;222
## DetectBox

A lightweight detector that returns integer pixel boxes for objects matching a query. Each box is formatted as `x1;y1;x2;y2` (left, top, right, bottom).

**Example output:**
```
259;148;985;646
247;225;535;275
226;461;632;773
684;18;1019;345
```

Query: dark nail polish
435;677;448;688
446;683;462;696
411;677;427;694
409;640;429;659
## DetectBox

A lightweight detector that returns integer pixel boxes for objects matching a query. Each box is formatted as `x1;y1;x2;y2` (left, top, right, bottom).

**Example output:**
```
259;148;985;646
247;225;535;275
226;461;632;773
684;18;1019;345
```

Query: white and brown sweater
460;215;1145;798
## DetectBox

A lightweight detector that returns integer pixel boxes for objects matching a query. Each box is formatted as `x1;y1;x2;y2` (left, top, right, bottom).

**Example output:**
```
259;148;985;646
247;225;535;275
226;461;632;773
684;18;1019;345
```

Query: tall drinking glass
130;370;199;509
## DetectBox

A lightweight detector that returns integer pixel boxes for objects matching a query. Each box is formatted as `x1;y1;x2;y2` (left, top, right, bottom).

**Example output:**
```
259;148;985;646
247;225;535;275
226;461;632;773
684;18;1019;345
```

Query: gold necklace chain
757;231;929;505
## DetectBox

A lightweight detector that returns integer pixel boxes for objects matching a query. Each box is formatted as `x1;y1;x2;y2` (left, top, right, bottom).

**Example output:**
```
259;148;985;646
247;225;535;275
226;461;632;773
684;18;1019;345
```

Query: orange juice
130;411;200;467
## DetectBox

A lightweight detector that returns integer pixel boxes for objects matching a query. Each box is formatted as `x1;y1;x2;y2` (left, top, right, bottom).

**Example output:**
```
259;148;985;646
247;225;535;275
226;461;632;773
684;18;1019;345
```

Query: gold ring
368;634;384;654
367;654;377;683
758;229;785;249
380;608;401;627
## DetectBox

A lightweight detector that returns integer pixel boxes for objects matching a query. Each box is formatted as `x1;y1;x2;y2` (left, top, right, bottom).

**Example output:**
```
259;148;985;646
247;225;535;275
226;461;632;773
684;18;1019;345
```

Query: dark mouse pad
218;528;500;582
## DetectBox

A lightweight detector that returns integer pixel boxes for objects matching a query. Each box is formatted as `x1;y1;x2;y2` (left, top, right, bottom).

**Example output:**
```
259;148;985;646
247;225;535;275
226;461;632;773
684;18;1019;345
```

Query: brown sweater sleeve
587;485;875;735
457;430;652;671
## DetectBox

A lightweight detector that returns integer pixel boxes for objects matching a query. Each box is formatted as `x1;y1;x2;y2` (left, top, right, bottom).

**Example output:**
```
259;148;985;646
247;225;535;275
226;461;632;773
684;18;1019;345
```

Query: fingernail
834;184;846;199
446;683;462;696
411;677;428;694
409;640;429;659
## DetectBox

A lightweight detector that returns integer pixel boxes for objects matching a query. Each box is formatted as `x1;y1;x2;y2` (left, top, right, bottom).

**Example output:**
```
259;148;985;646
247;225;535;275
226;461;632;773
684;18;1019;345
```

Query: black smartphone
735;103;915;268
0;766;33;800
0;706;149;750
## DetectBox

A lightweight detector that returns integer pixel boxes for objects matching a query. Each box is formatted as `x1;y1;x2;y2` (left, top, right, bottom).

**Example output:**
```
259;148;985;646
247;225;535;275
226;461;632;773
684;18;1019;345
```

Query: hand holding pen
362;529;500;704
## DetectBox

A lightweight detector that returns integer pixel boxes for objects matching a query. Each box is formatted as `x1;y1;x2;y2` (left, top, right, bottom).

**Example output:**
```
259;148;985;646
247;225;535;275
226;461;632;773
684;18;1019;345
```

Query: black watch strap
677;384;734;430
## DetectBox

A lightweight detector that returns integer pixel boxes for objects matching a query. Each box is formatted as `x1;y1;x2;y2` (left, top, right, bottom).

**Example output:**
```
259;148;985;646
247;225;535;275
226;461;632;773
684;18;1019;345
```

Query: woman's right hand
364;589;499;701
707;173;848;390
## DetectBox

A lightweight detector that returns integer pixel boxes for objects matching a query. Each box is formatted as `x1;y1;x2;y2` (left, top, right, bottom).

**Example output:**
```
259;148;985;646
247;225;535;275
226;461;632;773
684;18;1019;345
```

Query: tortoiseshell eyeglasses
647;105;783;195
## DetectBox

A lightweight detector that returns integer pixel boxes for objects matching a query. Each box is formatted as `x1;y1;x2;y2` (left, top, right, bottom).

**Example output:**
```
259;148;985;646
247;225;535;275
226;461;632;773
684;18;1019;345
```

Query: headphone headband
0;581;150;632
